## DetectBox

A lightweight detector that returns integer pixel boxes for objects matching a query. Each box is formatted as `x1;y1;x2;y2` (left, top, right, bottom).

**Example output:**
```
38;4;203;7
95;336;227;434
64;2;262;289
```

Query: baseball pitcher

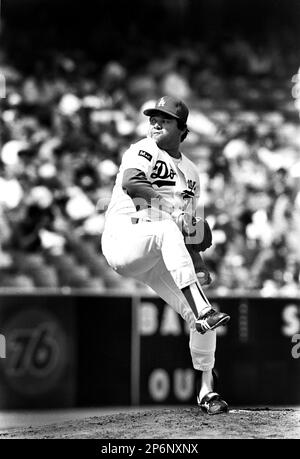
101;96;230;414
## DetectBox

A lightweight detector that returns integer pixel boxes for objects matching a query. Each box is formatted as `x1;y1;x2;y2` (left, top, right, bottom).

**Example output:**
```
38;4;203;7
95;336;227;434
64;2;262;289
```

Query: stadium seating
0;35;300;294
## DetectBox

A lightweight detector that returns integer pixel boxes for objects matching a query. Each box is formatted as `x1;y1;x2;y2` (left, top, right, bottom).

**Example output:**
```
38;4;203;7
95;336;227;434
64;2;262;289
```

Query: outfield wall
0;292;299;409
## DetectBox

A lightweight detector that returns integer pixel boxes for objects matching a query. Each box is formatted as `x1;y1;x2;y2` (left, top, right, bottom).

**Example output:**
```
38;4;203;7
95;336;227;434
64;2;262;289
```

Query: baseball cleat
197;392;229;415
195;308;230;334
196;369;229;415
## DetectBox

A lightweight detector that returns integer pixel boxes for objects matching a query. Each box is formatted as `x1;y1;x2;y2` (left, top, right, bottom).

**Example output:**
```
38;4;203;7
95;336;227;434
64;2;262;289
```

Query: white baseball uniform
101;136;216;371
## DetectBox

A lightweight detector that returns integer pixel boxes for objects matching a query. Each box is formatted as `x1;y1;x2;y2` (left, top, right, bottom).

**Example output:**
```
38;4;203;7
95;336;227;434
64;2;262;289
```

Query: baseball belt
131;217;152;224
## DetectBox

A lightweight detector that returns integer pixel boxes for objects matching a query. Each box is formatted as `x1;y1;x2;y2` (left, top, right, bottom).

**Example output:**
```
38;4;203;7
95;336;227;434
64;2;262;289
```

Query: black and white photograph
0;0;299;444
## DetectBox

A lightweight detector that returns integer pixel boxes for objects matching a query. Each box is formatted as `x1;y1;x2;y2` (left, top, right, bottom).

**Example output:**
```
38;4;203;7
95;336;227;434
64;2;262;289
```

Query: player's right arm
186;245;212;286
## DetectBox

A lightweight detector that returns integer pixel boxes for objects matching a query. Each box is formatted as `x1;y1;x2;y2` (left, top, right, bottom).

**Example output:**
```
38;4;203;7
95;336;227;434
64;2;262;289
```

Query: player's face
149;114;182;150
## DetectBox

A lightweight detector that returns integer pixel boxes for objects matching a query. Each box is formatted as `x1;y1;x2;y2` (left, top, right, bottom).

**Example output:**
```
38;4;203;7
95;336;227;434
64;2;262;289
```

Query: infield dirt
0;407;299;439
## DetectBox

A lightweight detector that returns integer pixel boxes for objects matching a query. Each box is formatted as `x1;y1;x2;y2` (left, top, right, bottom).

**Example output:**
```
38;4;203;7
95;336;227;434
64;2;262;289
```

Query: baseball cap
143;96;189;124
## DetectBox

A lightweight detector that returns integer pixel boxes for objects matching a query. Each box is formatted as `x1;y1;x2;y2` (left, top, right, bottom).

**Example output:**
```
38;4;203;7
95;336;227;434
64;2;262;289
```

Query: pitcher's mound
0;407;298;439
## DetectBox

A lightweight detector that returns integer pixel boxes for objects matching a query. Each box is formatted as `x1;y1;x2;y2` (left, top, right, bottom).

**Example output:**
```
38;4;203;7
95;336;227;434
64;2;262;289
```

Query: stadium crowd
1;34;300;295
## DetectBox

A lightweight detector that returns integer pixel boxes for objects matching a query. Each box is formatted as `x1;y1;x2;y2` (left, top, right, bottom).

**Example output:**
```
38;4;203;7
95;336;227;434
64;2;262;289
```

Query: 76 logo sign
6;323;60;377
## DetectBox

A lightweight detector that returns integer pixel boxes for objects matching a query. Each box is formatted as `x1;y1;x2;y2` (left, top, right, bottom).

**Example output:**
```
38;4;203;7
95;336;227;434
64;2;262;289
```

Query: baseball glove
179;215;212;252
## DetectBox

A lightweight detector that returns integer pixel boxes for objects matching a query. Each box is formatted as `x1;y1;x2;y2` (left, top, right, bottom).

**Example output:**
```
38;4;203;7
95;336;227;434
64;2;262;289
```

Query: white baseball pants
101;215;216;371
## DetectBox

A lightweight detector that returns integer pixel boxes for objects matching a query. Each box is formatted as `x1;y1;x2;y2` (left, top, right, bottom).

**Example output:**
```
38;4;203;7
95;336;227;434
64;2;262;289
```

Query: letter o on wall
148;369;170;401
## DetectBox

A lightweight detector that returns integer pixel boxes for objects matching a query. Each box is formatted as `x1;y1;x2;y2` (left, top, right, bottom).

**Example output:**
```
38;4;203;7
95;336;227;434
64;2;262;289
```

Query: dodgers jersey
105;136;200;221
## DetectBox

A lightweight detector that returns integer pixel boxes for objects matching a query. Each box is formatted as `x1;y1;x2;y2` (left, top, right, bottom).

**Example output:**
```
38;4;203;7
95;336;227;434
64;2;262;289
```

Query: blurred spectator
0;28;300;294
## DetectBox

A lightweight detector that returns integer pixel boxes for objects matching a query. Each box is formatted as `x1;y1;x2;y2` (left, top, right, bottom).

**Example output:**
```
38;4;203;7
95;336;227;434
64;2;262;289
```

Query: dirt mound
0;407;298;439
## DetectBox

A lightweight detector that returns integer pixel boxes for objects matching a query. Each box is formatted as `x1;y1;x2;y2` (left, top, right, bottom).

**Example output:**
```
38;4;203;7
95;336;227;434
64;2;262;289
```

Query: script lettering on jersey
182;180;197;199
151;160;176;187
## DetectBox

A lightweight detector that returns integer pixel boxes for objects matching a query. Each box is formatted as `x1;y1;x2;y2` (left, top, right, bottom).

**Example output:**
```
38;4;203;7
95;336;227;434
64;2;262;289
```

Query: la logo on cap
158;98;166;107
